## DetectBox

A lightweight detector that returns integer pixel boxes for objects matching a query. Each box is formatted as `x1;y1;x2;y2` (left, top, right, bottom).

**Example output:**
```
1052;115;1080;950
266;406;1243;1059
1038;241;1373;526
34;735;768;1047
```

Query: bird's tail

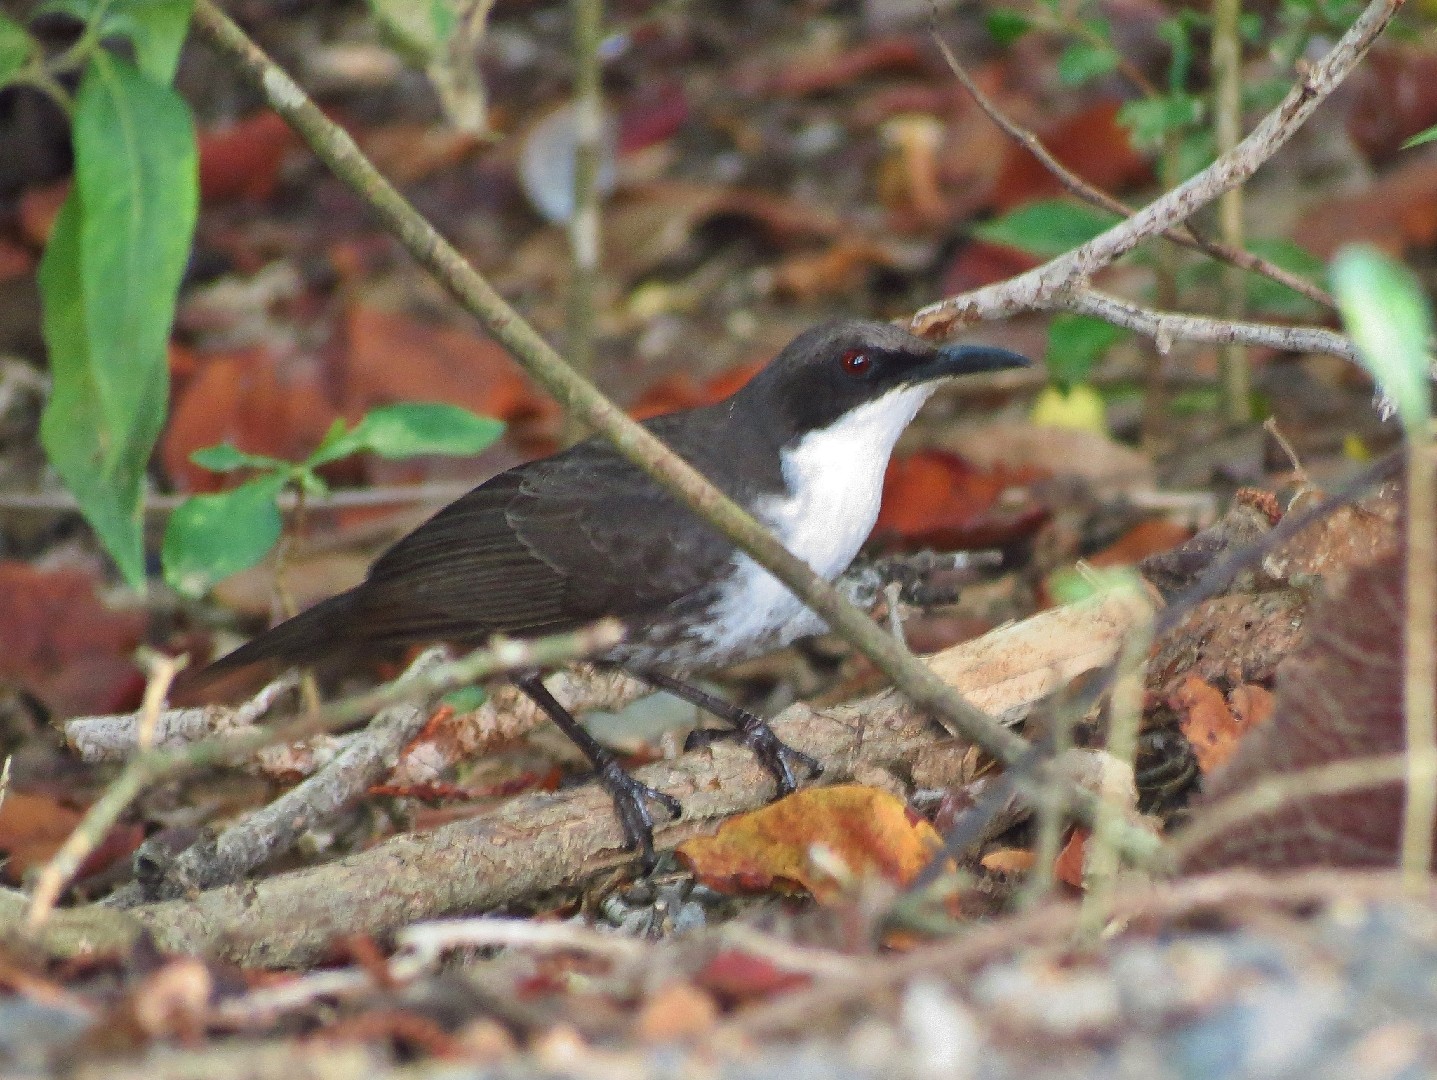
171;589;363;704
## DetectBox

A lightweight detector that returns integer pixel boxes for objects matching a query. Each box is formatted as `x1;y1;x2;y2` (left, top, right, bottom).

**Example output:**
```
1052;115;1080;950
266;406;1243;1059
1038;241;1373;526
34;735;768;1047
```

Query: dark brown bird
176;320;1030;861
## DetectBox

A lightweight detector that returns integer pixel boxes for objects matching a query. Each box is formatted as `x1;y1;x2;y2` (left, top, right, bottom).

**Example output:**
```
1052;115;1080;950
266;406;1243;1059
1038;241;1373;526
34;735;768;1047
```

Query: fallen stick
114;588;1149;967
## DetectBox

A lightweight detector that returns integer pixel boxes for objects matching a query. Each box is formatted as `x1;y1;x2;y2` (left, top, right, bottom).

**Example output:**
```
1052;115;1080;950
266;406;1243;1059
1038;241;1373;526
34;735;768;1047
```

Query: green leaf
38;0;193;83
1331;245;1433;436
40;194;166;587
309;403;505;466
37;55;197;586
190;443;287;473
984;9;1032;44
1056;40;1119;86
162;474;288;598
1244;238;1325;317
1045;314;1127;388
1118;93;1204;149
972;200;1120;258
73;53;196;460
0;15;36;85
1403;124;1437;151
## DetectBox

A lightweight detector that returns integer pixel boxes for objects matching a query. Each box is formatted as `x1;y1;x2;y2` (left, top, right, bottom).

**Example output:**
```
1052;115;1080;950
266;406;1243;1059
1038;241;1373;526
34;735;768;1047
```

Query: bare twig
912;0;1400;340
24;622;625;930
564;0;604;444
1402;436;1437;887
1060;288;1356;360
929;33;1337;313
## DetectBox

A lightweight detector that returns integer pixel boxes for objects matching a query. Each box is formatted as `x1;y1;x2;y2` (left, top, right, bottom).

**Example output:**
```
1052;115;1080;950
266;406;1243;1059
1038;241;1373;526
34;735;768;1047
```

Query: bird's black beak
932;342;1033;375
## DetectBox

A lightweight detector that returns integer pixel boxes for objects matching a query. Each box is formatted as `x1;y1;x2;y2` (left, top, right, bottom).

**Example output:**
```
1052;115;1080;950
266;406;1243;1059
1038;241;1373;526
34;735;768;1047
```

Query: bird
174;319;1030;862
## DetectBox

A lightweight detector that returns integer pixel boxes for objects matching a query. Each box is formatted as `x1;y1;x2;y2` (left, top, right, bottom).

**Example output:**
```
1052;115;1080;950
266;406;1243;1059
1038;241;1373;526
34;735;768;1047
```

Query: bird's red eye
841;349;872;377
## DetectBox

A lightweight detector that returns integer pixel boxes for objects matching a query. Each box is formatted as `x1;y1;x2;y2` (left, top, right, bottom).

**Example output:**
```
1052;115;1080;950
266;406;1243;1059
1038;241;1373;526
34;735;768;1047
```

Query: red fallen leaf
1088;518;1194;569
1295;158;1437;259
0;561;147;717
617;78;690;155
768;36;930;96
629;360;763;421
0;792;143;886
941;240;1042;294
1171;674;1245;775
676;784;945;903
198;111;297;203
1054;827;1088;889
991;99;1152;212
0;237;35;282
873;449;1048;552
1346;47;1437;166
17;179;69;246
1179;531;1426;874
160;344;340;493
694;950;812;1005
340;305;554;432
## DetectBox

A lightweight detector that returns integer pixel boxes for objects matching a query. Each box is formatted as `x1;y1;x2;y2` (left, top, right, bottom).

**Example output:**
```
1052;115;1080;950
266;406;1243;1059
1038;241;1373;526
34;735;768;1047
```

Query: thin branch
929;33;1338;314
912;0;1401;338
1060;287;1357;360
25;622;625;929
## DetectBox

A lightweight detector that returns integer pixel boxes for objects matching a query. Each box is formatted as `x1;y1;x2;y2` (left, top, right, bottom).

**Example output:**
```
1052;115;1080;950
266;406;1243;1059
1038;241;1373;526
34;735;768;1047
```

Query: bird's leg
513;673;681;868
634;669;823;796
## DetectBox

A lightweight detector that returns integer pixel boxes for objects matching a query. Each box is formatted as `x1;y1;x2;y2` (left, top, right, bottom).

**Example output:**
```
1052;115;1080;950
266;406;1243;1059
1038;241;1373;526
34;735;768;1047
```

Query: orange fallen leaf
1054;827;1089;889
1229;684;1275;732
635;982;719;1044
1088;518;1194;569
980;848;1036;875
1171;674;1244;774
629;360;764;421
0;792;143;886
676;784;943;903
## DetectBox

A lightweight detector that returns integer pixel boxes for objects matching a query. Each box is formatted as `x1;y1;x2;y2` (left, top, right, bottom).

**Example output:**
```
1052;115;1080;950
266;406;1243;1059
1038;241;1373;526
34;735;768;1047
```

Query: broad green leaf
309;403;505;466
1056;40;1118;86
0;15;35;84
73;53;196;459
973;200;1120;258
162;473;287;598
1044;313;1127;387
39;195;169;586
983;9;1032;44
38;0;193;82
190;443;288;473
1404;124;1437;151
1331;245;1433;435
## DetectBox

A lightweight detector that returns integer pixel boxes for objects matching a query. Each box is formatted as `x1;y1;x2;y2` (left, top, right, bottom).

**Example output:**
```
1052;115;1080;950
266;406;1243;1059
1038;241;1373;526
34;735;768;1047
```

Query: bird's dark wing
349;434;737;645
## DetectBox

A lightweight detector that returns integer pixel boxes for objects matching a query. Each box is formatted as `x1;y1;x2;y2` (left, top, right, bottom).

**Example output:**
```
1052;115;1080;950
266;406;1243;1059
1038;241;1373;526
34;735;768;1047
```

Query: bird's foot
685;713;823;796
597;760;682;870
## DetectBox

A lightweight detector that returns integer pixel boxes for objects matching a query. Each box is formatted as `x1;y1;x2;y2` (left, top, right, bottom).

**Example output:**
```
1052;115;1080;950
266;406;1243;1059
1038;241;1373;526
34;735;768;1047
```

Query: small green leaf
972;200;1120;258
1045;313;1127;388
1118;93;1204;149
1403;124;1437;151
38;0;193;83
310;403;505;466
1056;40;1119;86
984;9;1032;44
0;15;36;85
162;474;287;598
1331;245;1433;436
190;443;287;473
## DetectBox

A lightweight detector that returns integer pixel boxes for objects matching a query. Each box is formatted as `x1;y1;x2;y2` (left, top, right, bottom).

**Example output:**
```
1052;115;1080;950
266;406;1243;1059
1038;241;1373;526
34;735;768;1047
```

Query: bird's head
735;319;1031;442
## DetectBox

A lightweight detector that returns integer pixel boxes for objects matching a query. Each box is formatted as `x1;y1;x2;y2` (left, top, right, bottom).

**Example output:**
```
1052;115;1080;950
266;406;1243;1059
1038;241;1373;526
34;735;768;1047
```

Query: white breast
692;384;935;664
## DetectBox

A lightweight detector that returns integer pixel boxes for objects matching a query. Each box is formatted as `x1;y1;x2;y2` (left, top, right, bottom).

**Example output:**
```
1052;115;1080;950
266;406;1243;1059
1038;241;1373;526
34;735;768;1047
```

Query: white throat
692;383;935;664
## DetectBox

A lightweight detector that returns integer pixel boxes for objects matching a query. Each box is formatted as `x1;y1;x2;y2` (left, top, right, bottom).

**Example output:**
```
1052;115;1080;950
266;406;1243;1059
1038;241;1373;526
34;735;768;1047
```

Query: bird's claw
598;760;682;870
684;714;823;796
